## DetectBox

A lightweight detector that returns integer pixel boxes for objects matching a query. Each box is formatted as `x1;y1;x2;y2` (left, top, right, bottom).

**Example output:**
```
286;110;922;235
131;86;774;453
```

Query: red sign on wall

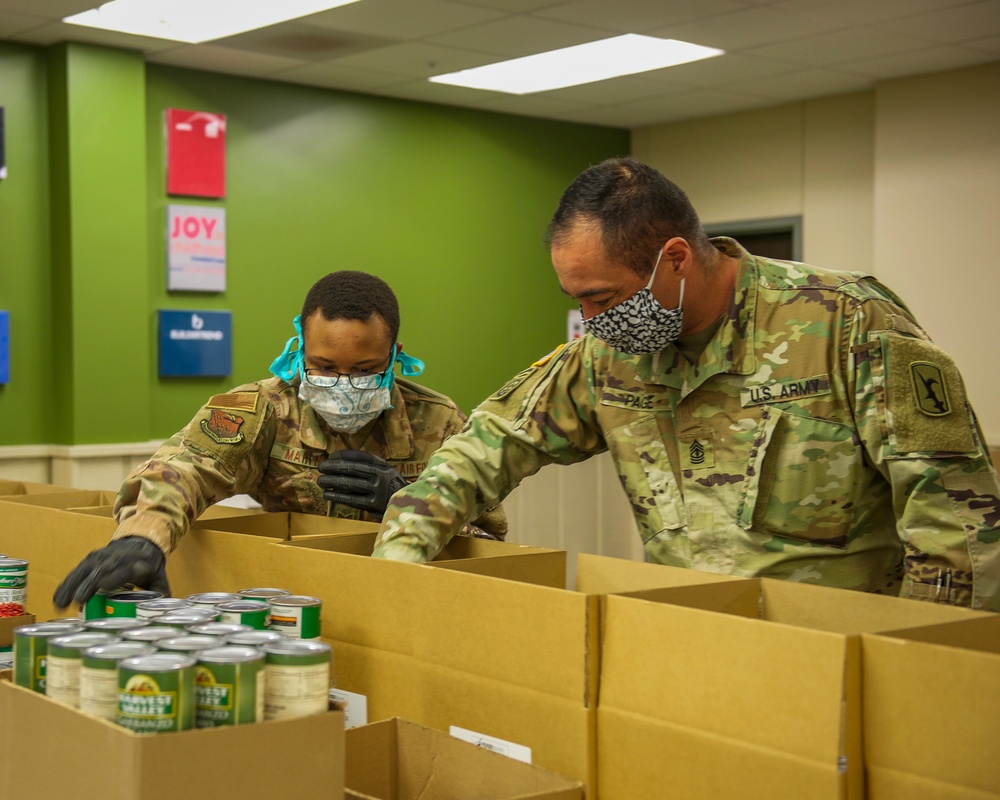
166;108;226;198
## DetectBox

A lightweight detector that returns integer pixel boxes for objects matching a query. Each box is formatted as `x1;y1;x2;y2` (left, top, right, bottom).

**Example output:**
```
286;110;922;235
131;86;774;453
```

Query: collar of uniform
636;237;758;390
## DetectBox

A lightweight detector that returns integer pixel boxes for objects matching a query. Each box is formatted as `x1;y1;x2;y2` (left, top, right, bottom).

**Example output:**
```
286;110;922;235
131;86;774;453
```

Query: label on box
449;725;532;764
328;687;367;728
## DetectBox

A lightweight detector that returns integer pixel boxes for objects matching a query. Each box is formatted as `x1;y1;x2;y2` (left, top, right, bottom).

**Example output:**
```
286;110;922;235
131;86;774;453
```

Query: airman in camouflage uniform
374;159;1000;611
114;374;506;555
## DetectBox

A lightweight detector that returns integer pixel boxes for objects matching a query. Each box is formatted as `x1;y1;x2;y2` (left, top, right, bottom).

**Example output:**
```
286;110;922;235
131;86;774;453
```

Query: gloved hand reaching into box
52;535;170;608
317;450;408;516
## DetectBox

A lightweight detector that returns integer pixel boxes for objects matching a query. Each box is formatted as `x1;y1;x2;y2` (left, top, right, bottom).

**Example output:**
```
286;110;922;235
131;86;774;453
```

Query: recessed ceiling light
429;34;724;95
64;0;363;44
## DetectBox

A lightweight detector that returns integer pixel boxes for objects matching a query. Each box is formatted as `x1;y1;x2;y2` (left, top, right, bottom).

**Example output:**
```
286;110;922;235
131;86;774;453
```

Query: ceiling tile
638;53;800;88
211;21;392;62
363;76;509;105
147;45;310;77
305;0;507;39
873;0;1000;44
731;67;874;99
466;91;595;118
841;44;998;79
746;26;938;66
541;75;689;105
271;62;410;92
0;12;48;37
532;0;749;33
329;40;500;77
771;0;971;26
10;20;180;52
0;0;99;17
425;15;614;57
652;6;841;50
965;34;1000;54
447;0;577;11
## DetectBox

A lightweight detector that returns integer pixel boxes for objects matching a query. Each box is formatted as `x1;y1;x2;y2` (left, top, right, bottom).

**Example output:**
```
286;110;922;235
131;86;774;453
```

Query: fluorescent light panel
64;0;363;44
430;34;724;95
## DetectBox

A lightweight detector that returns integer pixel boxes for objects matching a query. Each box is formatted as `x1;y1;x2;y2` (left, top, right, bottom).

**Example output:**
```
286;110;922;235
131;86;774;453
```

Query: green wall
0;41;629;445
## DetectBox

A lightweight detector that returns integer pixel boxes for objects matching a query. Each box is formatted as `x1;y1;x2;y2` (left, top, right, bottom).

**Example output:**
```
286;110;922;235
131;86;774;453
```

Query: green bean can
117;653;196;733
157;635;225;654
106;590;164;618
226;630;284;648
238;587;291;602
268;595;322;640
120;626;183;645
136;598;193;620
46;632;120;707
13;622;84;693
262;639;331;721
195;646;265;727
79;642;157;720
0;558;29;618
185;592;241;608
214;599;270;630
156;609;220;628
83;617;148;635
77;590;113;621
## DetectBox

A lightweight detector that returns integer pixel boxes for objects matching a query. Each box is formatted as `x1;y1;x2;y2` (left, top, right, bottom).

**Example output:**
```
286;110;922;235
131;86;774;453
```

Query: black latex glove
52;536;170;609
317;450;408;516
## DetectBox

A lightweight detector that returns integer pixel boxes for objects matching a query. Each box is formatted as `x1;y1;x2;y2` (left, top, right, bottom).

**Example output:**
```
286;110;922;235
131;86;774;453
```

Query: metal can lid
186;592;242;605
158;635;225;652
237;587;291;599
214;600;269;612
83;618;149;632
107;590;164;603
120;626;181;643
262;639;331;657
119;652;197;671
0;558;28;568
226;630;284;647
196;646;264;664
82;642;157;661
156;611;219;625
186;622;252;637
49;632;120;653
14;622;84;638
136;598;192;612
268;594;322;608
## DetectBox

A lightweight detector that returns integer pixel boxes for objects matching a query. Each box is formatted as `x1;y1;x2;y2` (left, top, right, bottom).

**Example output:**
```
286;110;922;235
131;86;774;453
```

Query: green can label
195;650;264;727
117;655;195;733
215;601;270;630
106;590;164;618
13;623;83;693
77;591;109;621
268;596;322;641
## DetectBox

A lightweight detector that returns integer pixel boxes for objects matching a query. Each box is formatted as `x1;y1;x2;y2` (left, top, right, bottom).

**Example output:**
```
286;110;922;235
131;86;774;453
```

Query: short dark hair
545;157;712;277
300;271;400;341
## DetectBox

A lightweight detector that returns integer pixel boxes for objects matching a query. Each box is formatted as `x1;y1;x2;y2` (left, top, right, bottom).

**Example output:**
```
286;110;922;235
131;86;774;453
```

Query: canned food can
185;622;252;639
46;632;120;707
226;630;284;648
83;617;149;634
105;590;164;618
77;589;118;621
120;626;183;645
262;639;331;721
117;653;196;733
194;646;265;727
268;595;322;640
13;622;84;693
136;598;193;620
185;592;242;607
237;587;291;602
79;642;157;720
155;610;220;628
0;558;29;619
214;599;270;630
157;635;226;654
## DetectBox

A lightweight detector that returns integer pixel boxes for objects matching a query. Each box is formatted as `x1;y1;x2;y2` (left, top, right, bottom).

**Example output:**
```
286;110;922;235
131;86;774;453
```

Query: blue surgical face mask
582;247;685;355
270;317;426;432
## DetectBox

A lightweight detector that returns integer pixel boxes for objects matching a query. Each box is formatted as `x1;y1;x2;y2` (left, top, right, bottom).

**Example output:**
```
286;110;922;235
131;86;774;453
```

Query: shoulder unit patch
201;409;246;444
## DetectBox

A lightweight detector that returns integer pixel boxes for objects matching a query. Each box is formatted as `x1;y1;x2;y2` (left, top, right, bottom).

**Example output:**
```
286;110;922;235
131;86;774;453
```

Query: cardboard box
0;673;345;800
574;552;742;594
596;579;987;800
0;478;74;496
345;718;583;800
0;489;118;508
192;510;379;540
0;613;36;649
281;531;567;589
862;615;1000;799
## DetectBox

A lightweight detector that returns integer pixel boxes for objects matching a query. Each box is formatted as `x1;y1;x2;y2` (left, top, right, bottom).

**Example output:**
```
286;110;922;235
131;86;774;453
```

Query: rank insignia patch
201;408;246;444
909;361;951;417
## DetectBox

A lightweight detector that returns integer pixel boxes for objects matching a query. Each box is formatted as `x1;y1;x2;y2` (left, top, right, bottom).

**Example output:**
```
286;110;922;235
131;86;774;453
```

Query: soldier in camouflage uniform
373;158;1000;611
54;271;506;607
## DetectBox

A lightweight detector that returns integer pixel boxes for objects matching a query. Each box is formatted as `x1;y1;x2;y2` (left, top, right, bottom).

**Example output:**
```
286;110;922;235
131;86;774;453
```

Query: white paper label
264;662;328;721
45;655;81;707
328;688;368;728
449;725;532;764
79;665;118;720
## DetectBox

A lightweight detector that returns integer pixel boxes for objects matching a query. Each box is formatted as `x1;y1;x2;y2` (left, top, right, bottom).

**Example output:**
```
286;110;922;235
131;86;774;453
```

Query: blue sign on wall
158;310;232;377
0;311;9;384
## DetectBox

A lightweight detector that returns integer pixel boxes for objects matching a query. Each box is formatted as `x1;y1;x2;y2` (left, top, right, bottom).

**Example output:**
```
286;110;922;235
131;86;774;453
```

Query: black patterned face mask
582;248;685;355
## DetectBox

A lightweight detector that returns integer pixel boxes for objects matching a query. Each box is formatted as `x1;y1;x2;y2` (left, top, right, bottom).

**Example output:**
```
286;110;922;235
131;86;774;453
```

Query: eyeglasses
303;357;393;390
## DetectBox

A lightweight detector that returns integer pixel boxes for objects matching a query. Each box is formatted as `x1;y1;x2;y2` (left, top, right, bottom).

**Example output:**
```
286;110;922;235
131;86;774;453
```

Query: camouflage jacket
113;376;507;554
375;238;1000;610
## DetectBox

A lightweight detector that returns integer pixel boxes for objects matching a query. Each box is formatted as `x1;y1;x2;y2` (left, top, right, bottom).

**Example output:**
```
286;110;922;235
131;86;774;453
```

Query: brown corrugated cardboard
345;718;583;800
192;510;379;539
0;489;119;508
597;579;987;800
574;552;742;594
862;616;1000;799
0;478;74;495
0;673;345;800
0;614;36;648
281;531;566;588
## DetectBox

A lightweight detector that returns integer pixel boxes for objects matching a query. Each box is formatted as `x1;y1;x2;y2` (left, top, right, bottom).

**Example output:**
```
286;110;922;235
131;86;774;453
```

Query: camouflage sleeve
113;388;276;556
850;292;1000;610
373;340;607;562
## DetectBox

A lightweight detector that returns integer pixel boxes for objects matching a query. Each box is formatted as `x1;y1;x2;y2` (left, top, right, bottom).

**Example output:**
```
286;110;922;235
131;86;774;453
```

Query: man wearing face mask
53;271;507;609
371;157;1000;612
